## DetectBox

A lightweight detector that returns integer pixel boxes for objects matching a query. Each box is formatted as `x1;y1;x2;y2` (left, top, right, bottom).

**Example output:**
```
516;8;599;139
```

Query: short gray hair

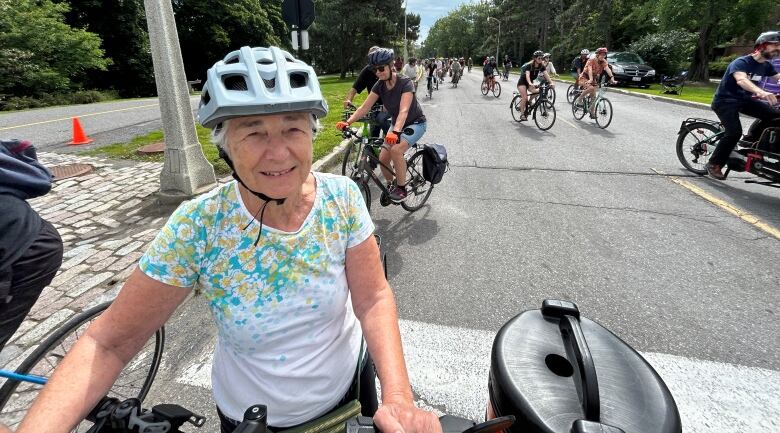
210;114;322;155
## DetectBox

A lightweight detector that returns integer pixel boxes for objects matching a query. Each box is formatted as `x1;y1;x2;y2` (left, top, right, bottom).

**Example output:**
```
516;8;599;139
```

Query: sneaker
519;115;528;121
589;112;597;119
389;185;407;201
706;163;726;180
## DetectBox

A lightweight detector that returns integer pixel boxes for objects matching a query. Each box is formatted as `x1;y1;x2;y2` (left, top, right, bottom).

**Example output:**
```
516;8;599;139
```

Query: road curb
312;138;350;173
553;79;710;110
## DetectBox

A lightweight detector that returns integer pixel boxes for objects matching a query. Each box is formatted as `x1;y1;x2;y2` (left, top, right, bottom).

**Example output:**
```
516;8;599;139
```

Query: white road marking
176;320;780;432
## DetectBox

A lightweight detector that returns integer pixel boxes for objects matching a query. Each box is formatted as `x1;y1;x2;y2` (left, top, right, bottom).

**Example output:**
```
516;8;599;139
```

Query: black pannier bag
487;299;682;433
755;127;780;154
422;143;448;184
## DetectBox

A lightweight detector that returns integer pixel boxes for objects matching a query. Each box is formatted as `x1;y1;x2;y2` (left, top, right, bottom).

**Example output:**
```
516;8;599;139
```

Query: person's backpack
422;143;448;184
571;57;579;73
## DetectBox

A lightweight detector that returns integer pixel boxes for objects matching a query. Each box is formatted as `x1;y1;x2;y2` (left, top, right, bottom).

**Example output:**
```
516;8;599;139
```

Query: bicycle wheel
572;97;587;120
492;82;501;98
401;150;434;212
566;84;577;104
595;98;613;129
533;101;556;131
0;301;164;431
676;122;719;175
548;87;557;105
481;81;489;95
340;139;362;177
510;95;523;122
353;177;371;212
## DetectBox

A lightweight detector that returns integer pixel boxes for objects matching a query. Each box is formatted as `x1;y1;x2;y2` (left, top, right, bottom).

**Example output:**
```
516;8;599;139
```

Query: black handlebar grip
346;416;378;433
234;405;268;433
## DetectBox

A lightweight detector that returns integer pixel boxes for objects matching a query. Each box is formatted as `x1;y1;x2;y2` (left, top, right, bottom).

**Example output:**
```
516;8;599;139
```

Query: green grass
555;76;716;105
619;82;717;105
82;76;366;175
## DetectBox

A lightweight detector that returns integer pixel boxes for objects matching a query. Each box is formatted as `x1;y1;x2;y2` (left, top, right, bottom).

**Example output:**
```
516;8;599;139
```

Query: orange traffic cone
68;117;92;145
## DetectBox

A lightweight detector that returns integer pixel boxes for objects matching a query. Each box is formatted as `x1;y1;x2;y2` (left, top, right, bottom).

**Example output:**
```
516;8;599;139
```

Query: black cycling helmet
755;31;780;47
533;50;544;58
368;48;394;66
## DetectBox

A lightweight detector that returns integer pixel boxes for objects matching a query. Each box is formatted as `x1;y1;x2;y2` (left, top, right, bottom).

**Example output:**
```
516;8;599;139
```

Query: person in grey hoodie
0;139;63;351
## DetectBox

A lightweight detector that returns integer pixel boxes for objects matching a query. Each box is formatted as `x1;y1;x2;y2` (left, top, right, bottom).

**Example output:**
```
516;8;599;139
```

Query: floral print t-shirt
138;172;375;426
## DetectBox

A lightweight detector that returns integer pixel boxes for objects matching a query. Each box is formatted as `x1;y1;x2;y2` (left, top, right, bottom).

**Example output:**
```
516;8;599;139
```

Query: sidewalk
0;152;211;372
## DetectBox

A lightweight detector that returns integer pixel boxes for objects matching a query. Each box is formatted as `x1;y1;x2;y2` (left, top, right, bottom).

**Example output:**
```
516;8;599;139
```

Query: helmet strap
218;147;286;246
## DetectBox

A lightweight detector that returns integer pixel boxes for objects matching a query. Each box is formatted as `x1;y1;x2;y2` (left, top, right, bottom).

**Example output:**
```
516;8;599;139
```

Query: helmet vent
223;74;248;91
201;90;211;105
263;78;276;89
289;72;307;88
257;58;274;65
225;55;239;64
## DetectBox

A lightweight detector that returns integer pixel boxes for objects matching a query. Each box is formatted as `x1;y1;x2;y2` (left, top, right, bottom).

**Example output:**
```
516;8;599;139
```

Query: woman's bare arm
16;269;190;433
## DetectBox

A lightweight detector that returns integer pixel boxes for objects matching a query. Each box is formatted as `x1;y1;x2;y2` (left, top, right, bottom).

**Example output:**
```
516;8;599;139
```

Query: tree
308;0;416;77
0;0;110;97
172;0;288;82
59;0;155;97
657;0;776;81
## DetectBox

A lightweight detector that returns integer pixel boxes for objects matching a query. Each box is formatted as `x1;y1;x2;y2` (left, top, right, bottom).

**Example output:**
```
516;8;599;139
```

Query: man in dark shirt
707;31;780;179
343;46;391;137
572;49;589;79
0;139;63;351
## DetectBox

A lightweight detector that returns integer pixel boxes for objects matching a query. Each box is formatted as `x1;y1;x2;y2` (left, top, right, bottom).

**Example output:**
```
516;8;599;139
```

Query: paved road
0;96;199;152
135;70;780;432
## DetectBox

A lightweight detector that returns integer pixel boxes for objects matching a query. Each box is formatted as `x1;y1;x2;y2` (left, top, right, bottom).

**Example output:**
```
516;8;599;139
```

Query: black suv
605;52;656;87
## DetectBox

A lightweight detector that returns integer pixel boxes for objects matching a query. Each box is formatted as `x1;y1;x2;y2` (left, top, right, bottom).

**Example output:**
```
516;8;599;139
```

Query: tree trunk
689;23;713;82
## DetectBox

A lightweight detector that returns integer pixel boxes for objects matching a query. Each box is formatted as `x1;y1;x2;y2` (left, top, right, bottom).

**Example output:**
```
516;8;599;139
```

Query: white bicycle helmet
580;49;590;55
198;46;327;129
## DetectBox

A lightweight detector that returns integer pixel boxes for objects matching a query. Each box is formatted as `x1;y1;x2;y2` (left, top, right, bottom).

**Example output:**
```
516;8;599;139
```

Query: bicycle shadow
696;176;780;227
373;206;439;280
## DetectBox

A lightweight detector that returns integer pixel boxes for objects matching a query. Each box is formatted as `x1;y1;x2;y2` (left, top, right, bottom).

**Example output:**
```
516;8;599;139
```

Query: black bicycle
509;83;556;130
0;301;164;431
340;128;434;212
78;396;515;433
341;103;383;177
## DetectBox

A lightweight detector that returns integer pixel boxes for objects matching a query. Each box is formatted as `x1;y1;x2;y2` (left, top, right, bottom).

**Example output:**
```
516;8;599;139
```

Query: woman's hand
374;402;443;433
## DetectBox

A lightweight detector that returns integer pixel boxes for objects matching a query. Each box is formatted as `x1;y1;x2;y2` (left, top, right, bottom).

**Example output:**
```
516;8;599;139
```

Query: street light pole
487;16;500;60
403;0;408;62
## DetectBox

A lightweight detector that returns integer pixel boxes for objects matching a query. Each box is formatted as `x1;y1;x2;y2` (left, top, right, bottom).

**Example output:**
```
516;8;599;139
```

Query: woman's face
225;112;313;199
373;63;392;80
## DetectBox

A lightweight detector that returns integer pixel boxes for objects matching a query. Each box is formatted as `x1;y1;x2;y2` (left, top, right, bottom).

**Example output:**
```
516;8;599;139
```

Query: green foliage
173;0;289;81
0;0;110;97
628;30;697;76
708;54;739;78
0;89;118;111
308;0;419;77
61;0;155;97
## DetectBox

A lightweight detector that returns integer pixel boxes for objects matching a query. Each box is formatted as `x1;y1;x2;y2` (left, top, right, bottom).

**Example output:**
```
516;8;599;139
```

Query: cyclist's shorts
397;122;426;147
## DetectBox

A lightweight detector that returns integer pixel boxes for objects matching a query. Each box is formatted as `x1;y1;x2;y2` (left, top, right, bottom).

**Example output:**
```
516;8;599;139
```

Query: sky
407;0;476;42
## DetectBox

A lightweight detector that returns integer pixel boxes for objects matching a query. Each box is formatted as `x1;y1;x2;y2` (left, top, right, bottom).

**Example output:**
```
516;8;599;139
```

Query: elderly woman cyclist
573;47;617;118
8;46;442;433
337;48;427;202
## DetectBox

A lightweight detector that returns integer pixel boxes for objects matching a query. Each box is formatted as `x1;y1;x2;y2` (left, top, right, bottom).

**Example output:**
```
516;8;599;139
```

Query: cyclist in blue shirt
707;31;780;179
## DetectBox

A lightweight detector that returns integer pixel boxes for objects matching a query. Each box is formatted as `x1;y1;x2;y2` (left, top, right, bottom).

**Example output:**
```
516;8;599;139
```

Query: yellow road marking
0;103;160;131
652;168;780;240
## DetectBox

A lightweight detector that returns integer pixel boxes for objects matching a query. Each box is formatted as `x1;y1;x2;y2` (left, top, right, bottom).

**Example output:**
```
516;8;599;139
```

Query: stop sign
282;0;315;30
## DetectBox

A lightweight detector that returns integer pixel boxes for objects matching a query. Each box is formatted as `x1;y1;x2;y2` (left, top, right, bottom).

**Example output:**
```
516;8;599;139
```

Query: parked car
605;52;656;87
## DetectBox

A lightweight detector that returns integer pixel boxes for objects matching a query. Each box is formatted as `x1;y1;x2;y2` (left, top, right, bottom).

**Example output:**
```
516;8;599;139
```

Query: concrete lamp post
143;0;217;203
487;16;500;61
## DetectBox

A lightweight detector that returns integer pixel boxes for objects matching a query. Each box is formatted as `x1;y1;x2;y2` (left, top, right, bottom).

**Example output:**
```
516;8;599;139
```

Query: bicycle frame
354;142;405;196
0;369;47;385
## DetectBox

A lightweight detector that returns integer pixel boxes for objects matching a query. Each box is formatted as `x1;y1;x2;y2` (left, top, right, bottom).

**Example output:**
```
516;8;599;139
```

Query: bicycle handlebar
84;397;515;433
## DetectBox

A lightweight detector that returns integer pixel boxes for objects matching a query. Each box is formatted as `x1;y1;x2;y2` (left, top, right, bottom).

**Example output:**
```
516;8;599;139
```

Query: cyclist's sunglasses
373;64;390;73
